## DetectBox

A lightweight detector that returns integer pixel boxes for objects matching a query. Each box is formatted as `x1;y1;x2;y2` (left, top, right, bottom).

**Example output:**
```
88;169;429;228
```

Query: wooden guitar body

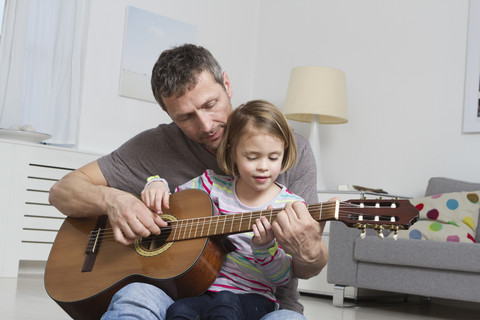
44;189;224;320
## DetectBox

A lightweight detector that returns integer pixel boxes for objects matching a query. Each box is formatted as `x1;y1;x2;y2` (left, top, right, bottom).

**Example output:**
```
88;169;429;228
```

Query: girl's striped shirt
175;169;304;306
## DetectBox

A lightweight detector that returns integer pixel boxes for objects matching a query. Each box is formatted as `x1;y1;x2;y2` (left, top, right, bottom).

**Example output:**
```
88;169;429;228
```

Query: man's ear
223;71;233;98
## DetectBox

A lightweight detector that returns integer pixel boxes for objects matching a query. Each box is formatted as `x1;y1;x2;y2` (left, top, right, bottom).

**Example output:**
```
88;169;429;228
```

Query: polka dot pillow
396;191;480;243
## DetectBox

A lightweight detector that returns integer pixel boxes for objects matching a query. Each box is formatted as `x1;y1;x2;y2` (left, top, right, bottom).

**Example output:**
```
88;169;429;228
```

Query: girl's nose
257;158;268;171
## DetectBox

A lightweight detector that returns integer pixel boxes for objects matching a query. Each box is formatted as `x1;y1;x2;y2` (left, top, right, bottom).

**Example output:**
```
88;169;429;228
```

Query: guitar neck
166;202;337;242
164;196;419;243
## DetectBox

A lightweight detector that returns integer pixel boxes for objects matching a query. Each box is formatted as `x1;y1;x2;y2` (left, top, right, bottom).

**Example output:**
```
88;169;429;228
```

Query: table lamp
283;66;348;190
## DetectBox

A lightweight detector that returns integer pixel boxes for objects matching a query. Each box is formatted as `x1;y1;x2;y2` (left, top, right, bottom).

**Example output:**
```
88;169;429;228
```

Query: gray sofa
327;177;480;306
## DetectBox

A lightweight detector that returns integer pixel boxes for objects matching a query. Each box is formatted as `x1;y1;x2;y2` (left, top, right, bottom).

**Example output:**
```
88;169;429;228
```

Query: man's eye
178;115;191;122
206;101;216;109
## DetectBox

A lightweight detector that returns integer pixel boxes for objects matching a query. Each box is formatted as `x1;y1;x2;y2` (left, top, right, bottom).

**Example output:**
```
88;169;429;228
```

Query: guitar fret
206;216;212;237
184;220;189;239
200;217;206;237
175;220;181;241
194;217;199;238
230;215;234;233
173;220;180;241
215;215;220;236
222;215;227;235
187;219;193;239
238;213;243;232
211;216;215;236
170;221;175;241
193;218;198;238
181;219;187;240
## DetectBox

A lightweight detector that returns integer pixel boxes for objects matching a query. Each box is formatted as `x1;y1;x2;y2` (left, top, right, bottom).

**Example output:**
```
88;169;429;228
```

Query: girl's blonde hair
217;99;297;176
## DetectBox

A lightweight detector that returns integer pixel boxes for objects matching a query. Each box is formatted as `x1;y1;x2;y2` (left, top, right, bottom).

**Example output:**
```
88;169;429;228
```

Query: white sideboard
0;140;100;277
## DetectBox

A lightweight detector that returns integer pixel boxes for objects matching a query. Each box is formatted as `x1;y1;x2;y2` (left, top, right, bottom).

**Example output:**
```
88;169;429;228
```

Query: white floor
1;269;480;319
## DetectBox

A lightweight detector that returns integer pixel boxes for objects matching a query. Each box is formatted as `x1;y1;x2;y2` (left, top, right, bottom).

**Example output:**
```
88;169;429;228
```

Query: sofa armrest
326;222;363;286
425;177;480;196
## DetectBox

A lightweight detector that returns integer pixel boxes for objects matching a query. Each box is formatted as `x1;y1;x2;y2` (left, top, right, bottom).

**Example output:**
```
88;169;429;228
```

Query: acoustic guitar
44;189;418;319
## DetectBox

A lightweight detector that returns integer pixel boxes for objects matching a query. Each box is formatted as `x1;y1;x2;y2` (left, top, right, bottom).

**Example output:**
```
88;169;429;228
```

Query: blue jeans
166;291;274;320
101;283;306;320
261;309;306;320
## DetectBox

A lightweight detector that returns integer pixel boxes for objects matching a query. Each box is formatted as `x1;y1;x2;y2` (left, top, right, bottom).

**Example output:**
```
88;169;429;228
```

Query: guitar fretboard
166;202;338;241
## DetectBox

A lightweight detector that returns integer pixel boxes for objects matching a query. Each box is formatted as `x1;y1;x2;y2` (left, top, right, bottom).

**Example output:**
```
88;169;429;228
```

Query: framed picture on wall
118;7;196;103
463;0;480;133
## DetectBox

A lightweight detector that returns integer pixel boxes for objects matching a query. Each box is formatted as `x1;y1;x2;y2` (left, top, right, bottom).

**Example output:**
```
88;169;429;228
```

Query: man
49;44;328;319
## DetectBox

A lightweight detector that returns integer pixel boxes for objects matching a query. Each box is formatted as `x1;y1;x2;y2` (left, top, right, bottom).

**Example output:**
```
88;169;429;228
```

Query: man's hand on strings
106;189;167;246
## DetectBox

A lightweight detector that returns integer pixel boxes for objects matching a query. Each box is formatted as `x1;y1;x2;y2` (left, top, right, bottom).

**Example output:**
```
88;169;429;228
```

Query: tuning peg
376;226;384;239
360;225;367;239
392;226;399;241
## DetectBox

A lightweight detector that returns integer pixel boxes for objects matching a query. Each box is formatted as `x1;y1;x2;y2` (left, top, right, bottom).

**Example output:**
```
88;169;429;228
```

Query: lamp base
309;118;325;191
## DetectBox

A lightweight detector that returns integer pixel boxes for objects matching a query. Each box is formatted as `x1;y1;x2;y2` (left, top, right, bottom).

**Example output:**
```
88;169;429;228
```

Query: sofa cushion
354;237;480;273
425;177;480;242
395;191;480;243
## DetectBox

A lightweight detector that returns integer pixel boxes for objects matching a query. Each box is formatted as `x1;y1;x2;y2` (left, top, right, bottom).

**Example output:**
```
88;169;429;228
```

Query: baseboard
18;260;46;275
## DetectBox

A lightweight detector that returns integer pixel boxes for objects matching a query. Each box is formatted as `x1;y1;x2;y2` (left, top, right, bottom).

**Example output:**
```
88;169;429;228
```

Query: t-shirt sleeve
97;128;159;195
98;124;222;196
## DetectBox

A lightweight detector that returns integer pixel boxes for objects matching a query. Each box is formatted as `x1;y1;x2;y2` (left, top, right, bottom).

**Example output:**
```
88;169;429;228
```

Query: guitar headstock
338;199;419;239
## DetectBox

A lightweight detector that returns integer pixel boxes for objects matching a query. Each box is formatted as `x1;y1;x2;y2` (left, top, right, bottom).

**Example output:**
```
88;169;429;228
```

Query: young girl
141;100;304;320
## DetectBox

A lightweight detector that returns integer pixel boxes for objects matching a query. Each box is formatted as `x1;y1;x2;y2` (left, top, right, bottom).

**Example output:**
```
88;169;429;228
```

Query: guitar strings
86;201;385;241
85;201;399;246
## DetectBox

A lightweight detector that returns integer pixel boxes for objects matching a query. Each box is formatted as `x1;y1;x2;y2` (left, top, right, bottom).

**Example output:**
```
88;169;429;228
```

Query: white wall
77;0;480;197
253;0;479;196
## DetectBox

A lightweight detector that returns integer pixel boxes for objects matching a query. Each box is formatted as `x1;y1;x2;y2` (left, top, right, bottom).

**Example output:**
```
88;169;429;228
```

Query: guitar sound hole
134;226;173;256
139;235;167;251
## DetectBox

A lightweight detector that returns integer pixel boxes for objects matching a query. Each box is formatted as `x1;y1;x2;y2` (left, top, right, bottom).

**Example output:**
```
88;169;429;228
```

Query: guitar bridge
82;215;107;272
86;228;103;254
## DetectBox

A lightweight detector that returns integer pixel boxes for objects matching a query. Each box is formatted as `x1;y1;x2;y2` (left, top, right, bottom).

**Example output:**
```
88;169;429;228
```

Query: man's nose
197;111;212;133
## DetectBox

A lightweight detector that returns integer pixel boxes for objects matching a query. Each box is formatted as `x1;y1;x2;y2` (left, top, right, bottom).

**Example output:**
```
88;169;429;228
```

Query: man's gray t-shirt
98;122;318;313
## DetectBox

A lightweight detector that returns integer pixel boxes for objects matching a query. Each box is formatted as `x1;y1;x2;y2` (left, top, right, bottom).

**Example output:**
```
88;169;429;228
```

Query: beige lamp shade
283;66;348;124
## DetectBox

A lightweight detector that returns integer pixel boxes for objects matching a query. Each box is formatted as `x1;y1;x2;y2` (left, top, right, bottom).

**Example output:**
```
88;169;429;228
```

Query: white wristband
145;175;169;191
